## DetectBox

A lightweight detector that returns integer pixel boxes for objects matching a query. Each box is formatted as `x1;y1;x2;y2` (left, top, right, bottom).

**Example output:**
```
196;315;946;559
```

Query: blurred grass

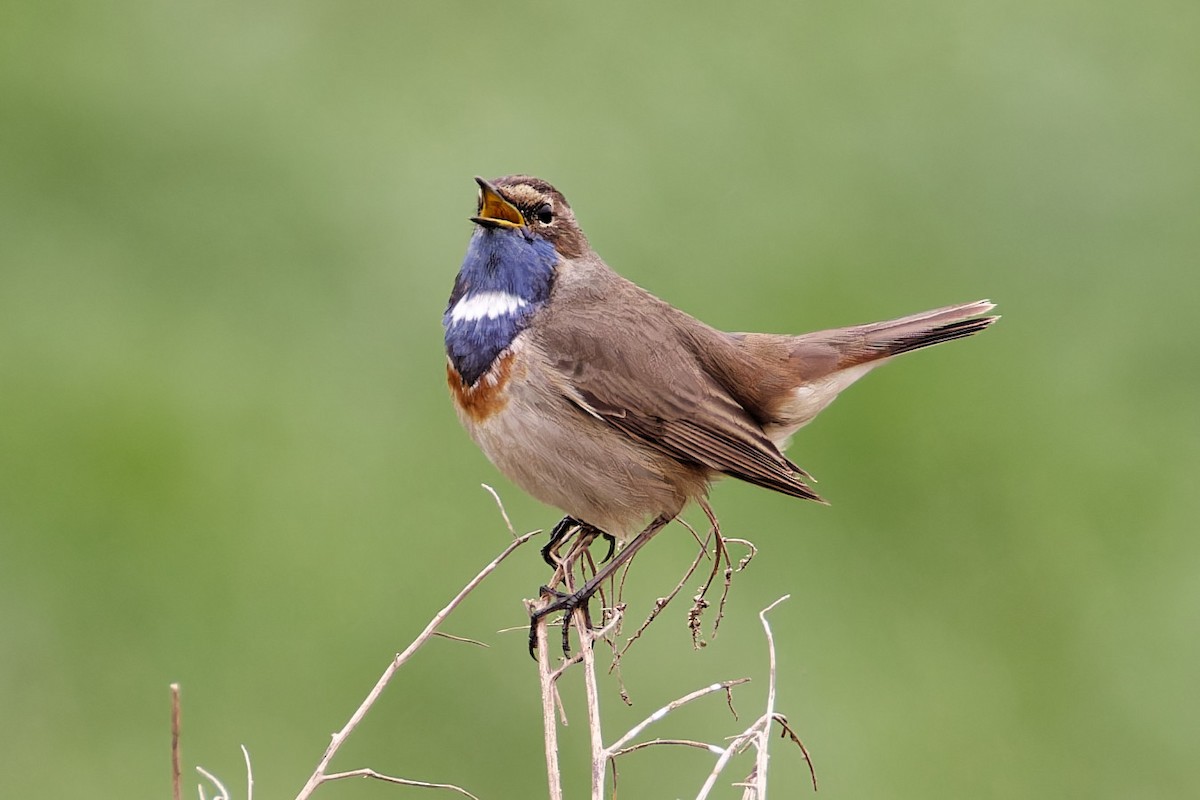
2;1;1198;797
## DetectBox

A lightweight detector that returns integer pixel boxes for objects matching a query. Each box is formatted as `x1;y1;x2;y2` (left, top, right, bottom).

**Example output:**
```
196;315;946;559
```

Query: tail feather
842;299;998;366
860;299;995;332
879;313;999;357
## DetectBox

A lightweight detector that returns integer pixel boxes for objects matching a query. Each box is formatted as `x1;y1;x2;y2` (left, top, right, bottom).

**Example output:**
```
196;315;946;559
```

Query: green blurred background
2;2;1197;797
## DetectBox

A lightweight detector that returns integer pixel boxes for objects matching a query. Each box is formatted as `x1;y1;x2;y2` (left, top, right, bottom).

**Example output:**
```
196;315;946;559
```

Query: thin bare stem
753;595;789;799
480;483;517;536
529;596;564;800
293;506;539;800
430;631;489;647
771;714;817;791
617;520;714;660
680;515;712;553
691;497;734;646
241;745;253;800
547;651;585;684
693;720;762;798
723;538;758;572
170;683;182;800
606;679;751;754
578;608;607;800
321;769;480;798
694;597;791;800
609;738;728;758
590;605;624;642
197;765;230;800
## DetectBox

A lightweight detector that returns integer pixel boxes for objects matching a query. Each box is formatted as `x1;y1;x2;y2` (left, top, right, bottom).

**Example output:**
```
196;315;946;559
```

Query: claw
541;517;616;567
540;517;581;567
598;532;617;563
528;585;594;659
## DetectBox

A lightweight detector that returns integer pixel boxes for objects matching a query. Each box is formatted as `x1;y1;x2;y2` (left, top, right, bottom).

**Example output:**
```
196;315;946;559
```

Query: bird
443;175;997;654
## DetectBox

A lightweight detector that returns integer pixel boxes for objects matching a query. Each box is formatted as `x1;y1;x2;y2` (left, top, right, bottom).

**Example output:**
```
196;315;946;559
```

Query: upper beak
471;177;525;229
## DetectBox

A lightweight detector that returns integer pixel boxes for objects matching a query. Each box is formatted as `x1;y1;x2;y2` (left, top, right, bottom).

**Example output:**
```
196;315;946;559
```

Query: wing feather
538;286;822;502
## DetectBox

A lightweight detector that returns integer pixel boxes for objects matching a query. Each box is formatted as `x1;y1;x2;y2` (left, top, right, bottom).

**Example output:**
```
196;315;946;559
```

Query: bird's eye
534;203;554;224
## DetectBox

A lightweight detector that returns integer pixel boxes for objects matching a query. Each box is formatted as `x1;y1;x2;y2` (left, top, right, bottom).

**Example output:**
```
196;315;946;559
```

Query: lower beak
471;177;525;229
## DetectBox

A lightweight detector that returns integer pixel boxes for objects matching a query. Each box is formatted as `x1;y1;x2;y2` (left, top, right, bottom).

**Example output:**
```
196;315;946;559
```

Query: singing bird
444;175;997;652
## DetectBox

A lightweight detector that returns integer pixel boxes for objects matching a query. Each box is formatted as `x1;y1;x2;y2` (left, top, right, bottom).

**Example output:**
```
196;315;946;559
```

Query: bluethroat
444;175;997;655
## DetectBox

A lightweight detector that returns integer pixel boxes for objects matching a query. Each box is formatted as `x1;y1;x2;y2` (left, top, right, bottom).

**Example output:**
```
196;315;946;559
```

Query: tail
748;300;998;444
850;299;999;361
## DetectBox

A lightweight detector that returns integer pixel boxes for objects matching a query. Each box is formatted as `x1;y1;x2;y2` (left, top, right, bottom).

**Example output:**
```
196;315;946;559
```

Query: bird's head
471;175;589;260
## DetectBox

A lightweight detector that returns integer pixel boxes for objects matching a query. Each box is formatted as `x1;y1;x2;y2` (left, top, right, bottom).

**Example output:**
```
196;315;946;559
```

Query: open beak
471;177;525;229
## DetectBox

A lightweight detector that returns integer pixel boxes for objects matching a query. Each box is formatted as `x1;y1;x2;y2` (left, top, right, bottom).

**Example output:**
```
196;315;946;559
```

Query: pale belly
457;369;706;542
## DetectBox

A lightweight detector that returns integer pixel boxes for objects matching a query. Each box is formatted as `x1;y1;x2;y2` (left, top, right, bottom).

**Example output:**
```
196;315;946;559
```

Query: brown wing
535;277;822;502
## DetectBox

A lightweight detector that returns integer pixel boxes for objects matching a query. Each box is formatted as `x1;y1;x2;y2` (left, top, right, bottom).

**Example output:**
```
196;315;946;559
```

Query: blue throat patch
444;228;557;386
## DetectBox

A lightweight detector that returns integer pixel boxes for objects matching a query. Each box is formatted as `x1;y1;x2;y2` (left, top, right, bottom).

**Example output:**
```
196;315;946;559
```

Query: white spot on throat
449;291;529;323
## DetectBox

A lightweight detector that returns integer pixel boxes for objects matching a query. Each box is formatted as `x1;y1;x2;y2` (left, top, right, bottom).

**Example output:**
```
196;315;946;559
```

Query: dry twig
692;595;817;800
617;516;714;659
241;745;254;800
197;764;231;800
532;516;810;800
322;769;481;799
183;488;811;800
292;488;538;800
529;593;565;800
170;683;182;800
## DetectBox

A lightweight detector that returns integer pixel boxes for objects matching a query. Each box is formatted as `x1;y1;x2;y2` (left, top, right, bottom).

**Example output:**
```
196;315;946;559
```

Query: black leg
528;514;672;659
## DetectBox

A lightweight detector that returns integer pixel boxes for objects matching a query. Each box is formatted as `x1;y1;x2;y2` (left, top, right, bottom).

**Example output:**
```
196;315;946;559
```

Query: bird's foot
528;584;596;660
540;517;580;567
540;517;618;567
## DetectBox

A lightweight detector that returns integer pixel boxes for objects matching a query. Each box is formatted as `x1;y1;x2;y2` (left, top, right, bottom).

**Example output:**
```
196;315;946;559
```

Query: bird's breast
446;347;521;423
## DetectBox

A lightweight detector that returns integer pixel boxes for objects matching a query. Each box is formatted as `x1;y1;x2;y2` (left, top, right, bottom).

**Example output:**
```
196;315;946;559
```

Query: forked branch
533;522;813;800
